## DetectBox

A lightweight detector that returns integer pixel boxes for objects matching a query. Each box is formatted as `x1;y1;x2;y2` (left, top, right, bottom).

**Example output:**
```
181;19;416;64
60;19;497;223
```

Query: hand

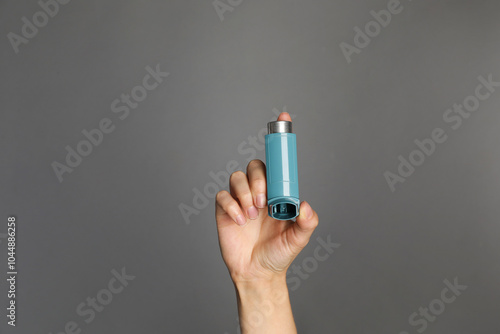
215;112;319;333
215;112;319;284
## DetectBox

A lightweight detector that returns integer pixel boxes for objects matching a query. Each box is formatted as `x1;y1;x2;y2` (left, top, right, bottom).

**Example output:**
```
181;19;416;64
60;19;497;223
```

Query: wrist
233;274;295;333
234;274;290;314
233;273;287;292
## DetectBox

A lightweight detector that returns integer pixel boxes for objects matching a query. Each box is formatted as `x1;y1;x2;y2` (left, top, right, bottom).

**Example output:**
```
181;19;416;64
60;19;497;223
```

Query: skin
215;112;319;333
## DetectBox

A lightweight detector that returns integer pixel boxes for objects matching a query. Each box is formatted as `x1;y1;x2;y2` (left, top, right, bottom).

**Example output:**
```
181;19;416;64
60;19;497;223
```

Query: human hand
215;112;319;285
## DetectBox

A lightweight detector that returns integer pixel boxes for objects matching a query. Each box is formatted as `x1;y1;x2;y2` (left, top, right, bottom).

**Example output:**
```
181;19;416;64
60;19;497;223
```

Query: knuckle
238;190;253;202
228;202;242;216
250;177;266;193
251;176;266;186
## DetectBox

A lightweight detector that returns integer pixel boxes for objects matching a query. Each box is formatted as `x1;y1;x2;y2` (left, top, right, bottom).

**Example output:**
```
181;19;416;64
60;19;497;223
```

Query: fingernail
236;214;247;226
247;206;259;220
256;194;266;209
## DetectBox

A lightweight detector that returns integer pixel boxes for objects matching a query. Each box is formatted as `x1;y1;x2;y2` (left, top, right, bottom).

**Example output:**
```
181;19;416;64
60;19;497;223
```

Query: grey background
1;0;500;333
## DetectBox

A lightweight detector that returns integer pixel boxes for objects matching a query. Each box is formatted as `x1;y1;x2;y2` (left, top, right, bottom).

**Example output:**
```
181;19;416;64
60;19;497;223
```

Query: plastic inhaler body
265;121;299;220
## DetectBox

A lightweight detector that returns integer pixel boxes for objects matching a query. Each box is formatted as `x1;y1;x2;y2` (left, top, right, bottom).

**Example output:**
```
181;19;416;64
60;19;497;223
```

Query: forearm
234;276;297;334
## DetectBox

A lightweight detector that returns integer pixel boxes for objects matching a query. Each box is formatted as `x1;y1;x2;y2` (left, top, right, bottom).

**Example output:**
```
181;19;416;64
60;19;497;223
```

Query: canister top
267;121;292;134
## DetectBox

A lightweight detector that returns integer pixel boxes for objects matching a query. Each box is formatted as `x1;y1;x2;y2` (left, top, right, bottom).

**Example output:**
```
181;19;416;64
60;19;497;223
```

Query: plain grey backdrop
1;0;500;333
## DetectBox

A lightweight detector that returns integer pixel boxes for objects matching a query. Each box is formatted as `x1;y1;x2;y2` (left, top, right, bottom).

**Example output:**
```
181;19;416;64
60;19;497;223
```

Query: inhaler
265;121;300;220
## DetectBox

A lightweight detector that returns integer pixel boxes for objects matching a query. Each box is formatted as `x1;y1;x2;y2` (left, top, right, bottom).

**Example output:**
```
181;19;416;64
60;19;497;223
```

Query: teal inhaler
265;121;300;220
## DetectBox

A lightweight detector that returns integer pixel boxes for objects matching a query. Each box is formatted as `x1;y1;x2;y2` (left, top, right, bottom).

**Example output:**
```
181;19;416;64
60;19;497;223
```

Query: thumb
287;201;319;250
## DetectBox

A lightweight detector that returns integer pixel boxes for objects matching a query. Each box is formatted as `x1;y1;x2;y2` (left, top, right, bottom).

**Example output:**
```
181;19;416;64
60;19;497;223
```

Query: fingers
216;190;247;226
288;201;319;248
246;160;267;209
215;159;268;226
277;111;292;122
230;171;259;220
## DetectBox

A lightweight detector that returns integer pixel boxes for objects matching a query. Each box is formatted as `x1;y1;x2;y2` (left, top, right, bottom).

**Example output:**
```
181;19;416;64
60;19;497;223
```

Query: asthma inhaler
265;121;299;220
